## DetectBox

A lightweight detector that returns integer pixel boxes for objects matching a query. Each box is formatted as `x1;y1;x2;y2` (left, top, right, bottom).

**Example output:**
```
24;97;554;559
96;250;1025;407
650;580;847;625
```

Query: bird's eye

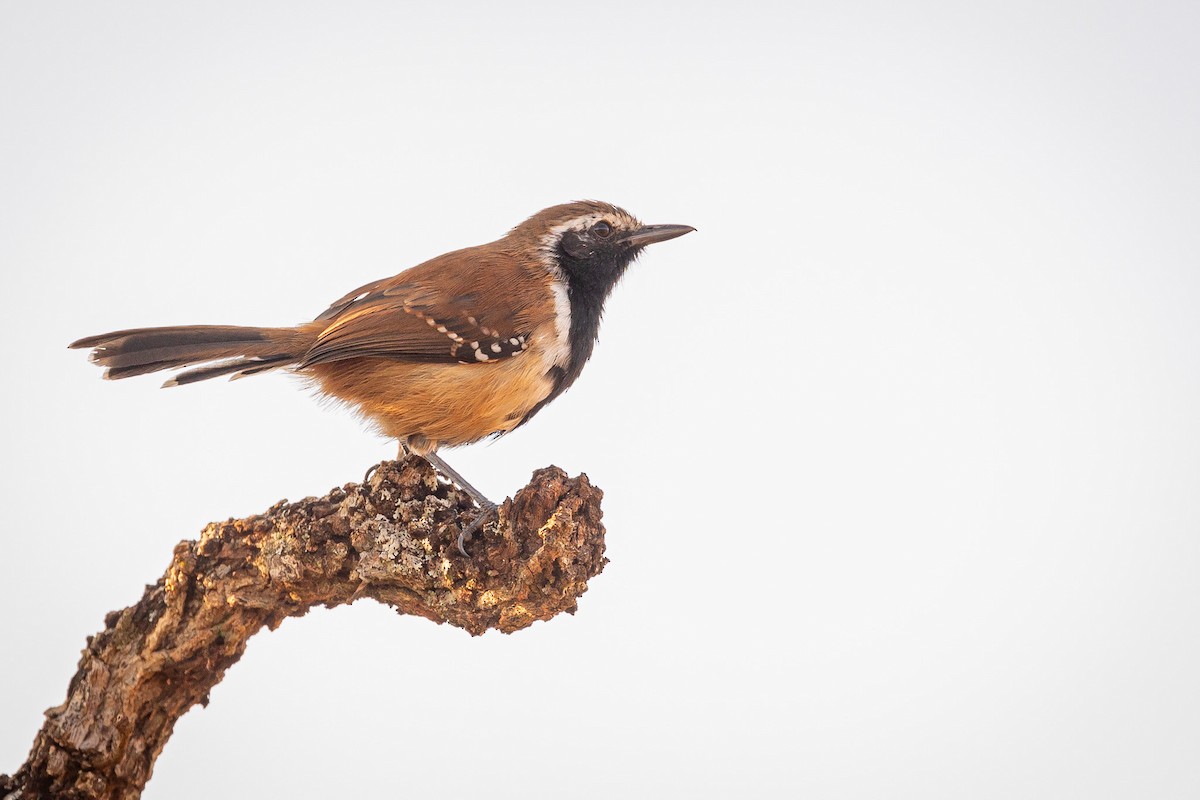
592;221;612;238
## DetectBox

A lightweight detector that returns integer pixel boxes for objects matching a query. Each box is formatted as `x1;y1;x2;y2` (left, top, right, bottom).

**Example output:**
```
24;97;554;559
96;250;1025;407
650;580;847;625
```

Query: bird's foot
364;444;413;485
457;500;498;557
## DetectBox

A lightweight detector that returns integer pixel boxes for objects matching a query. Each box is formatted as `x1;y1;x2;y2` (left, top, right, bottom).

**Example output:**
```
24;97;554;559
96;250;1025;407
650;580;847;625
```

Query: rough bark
1;456;606;800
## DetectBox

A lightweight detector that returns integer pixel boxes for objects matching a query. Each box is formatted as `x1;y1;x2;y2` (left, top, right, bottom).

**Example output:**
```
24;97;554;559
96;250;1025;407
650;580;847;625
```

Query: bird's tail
69;325;316;386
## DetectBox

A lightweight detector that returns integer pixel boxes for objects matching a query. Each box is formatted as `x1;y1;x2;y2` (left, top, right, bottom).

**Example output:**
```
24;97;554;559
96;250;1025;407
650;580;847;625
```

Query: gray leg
424;451;498;556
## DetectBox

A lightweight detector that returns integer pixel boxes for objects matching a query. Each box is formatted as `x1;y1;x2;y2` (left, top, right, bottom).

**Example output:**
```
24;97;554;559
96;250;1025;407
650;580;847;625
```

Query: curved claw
457;501;498;557
363;463;380;486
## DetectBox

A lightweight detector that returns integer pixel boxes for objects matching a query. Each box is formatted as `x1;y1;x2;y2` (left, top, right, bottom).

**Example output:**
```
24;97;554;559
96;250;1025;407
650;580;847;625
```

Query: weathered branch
1;456;606;800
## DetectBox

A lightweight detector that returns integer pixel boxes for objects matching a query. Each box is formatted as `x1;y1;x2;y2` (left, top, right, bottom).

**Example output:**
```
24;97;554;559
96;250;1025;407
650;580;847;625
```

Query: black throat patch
515;246;639;427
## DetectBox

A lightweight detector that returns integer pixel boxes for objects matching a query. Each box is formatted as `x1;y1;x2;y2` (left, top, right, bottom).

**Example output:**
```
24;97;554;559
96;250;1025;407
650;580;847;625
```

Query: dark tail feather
69;325;312;385
105;359;201;381
70;325;273;352
165;355;295;387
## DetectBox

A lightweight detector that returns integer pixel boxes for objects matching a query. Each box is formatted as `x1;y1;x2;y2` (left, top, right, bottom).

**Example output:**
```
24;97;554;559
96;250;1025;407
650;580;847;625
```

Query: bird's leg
423;451;498;556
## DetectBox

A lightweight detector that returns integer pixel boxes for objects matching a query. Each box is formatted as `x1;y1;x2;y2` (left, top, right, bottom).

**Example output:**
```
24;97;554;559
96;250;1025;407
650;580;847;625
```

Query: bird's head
511;200;695;296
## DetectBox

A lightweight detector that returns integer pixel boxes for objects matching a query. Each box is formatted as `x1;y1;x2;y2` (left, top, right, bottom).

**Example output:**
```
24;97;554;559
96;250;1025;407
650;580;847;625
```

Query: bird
70;200;695;554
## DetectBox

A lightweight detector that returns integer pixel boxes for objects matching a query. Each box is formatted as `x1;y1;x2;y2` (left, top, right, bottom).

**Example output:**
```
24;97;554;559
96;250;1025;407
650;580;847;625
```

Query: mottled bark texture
1;456;606;800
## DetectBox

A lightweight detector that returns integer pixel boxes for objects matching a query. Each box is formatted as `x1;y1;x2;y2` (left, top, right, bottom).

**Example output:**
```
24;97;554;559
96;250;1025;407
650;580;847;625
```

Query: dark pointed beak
620;224;696;248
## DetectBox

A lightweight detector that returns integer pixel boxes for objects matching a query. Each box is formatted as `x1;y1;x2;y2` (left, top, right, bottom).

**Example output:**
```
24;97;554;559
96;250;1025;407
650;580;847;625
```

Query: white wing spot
475;350;489;362
490;343;502;353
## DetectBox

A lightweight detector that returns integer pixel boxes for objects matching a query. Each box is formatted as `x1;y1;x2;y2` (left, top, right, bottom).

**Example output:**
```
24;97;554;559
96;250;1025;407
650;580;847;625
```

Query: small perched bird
70;200;694;552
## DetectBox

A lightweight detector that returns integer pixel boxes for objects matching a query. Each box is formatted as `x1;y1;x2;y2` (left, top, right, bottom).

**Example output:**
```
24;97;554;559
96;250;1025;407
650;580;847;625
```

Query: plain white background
2;2;1198;797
